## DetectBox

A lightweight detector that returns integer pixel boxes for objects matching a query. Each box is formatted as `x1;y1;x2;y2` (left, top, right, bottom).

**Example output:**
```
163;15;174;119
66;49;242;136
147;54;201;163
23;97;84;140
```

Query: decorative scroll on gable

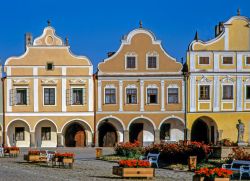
221;76;234;84
33;27;63;46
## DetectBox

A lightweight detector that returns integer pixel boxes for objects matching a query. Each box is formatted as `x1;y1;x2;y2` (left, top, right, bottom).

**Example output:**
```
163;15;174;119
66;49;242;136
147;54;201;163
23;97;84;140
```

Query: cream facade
96;26;185;146
187;14;250;144
4;24;94;147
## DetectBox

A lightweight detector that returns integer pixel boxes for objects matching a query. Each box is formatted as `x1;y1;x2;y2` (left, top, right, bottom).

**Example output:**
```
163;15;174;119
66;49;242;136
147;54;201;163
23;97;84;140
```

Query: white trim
124;52;138;70
98;77;183;80
7;70;12;112
244;83;250;110
213;76;220;111
62;76;66;112
127;116;156;130
33;118;58;133
198;84;211;101
88;78;94;111
146;51;159;70
167;84;180;104
13;86;29;106
221;83;235;111
197;52;212;66
244;55;250;65
60;118;93;133
70;86;86;106
190;76;196;112
6;118;31;132
43;86;57;106
96;111;184;114
97;115;126;131
237;77;243;111
190;52;195;72
221;54;234;66
119;80;123;111
224;26;229;50
33;67;38;112
161;80;165;111
5;112;94;116
140;80;144;111
158;115;185;129
98;80;102;111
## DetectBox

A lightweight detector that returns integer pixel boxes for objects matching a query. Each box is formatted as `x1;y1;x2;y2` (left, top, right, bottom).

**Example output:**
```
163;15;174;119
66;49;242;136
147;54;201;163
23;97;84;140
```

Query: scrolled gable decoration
221;76;234;84
12;79;30;85
41;79;58;85
69;79;86;85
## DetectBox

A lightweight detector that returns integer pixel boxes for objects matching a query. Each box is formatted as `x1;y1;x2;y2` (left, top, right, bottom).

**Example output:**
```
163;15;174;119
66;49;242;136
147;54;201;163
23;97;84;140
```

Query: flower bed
4;146;20;157
53;152;74;168
228;147;250;161
113;159;154;178
143;142;211;164
194;167;233;181
114;141;142;158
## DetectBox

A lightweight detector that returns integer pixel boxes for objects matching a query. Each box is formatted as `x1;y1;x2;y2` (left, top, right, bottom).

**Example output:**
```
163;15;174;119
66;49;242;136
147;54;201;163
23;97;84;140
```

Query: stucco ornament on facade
41;79;58;85
69;79;86;85
198;75;212;84
12;79;30;85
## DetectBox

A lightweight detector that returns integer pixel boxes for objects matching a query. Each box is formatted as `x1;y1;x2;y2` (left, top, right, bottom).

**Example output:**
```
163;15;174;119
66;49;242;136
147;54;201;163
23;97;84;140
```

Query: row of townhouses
0;13;249;147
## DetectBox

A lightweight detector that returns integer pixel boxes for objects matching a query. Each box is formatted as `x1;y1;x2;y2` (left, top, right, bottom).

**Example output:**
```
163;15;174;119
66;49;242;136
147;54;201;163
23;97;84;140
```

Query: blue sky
0;0;249;70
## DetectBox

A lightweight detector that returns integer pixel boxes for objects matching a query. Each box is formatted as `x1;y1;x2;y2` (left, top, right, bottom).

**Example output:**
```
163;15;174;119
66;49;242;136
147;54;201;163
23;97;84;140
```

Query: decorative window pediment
41;79;58;85
197;75;212;84
126;84;137;89
13;79;30;85
104;84;116;89
69;79;86;85
147;84;158;89
244;77;250;84
221;76;234;84
167;84;179;89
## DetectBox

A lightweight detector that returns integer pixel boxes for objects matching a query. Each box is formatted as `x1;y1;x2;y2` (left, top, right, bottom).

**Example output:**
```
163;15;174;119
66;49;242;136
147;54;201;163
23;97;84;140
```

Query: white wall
35;121;57;147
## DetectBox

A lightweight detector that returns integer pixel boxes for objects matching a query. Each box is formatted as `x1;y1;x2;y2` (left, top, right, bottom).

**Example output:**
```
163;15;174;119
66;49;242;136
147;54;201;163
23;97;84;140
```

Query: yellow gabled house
187;13;250;144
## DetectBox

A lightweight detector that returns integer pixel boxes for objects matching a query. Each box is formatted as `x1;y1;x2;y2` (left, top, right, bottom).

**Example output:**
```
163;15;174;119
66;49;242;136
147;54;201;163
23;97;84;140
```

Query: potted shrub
113;159;154;178
194;167;233;181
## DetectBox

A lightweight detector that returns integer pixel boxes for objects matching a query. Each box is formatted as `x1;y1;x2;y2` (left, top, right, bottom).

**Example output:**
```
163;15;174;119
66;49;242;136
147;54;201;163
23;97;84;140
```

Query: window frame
41;127;51;141
222;84;234;100
14;87;28;105
198;85;211;100
15;127;25;141
46;62;54;71
126;88;138;104
222;56;233;65
245;85;250;100
198;56;210;65
160;123;171;140
70;87;85;106
245;56;250;65
125;54;137;70
43;87;57;106
167;87;179;104
104;87;117;104
146;52;159;70
146;87;158;104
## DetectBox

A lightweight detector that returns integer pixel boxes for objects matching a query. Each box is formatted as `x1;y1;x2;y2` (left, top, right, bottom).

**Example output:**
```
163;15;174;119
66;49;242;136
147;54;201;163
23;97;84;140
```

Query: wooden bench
141;153;160;168
222;160;250;180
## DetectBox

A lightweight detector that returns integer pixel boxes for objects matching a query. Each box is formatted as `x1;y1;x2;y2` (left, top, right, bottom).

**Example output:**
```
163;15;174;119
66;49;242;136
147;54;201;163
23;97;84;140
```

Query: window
72;88;84;105
16;88;27;105
199;57;209;64
223;57;233;64
160;123;170;140
168;88;178;104
105;88;116;104
44;88;55;105
41;127;51;141
126;88;137;104
147;88;158;104
199;85;210;100
246;57;250;65
46;62;54;70
15;127;24;141
147;56;157;69
126;56;136;69
223;85;233;100
246;85;250;100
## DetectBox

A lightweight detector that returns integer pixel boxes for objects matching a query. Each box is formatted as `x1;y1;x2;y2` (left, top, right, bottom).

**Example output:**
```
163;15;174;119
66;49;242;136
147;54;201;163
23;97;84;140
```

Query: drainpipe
2;77;5;146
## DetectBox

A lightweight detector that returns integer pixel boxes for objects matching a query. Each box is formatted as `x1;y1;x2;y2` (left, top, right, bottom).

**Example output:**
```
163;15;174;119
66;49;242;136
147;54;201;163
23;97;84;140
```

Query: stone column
123;130;129;143
57;133;63;147
30;132;36;147
186;129;191;140
154;129;160;144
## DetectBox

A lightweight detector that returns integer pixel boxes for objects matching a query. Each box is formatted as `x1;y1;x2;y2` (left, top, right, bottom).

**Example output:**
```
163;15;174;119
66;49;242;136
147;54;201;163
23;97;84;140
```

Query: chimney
25;33;33;50
107;52;115;58
215;22;224;37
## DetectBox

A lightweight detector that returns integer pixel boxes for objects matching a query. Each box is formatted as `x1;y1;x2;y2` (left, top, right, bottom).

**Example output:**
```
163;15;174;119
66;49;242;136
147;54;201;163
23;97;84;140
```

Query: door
74;130;85;147
129;123;143;145
98;122;117;147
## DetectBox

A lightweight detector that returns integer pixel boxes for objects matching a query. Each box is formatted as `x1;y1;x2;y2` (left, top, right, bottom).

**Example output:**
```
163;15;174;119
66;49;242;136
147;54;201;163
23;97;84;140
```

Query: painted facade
4;24;94;147
96;26;185;146
187;15;250;144
0;67;3;146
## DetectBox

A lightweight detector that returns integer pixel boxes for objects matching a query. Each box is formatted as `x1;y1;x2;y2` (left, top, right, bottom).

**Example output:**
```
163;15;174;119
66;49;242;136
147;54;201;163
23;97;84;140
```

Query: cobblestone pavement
0;148;194;181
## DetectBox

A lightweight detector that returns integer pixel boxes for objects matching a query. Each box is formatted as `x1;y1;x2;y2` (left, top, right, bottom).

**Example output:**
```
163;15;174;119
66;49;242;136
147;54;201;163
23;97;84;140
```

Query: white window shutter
27;88;30;105
9;89;15;106
66;89;71;105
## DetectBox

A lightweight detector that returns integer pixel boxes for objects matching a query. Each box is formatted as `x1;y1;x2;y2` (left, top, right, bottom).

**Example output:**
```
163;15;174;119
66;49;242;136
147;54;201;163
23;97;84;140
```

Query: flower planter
63;158;74;164
27;155;40;162
212;178;230;181
9;150;19;157
193;175;205;181
188;156;197;170
112;166;155;178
